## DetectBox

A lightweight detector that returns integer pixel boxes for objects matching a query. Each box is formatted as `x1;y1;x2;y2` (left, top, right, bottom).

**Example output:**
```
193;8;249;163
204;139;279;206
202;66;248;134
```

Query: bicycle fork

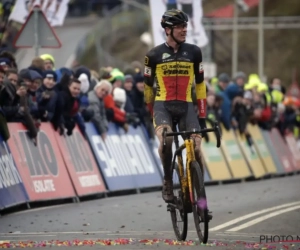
185;139;196;204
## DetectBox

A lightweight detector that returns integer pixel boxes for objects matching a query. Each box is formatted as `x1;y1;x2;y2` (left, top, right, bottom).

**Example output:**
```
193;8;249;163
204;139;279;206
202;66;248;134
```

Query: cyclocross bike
162;120;221;244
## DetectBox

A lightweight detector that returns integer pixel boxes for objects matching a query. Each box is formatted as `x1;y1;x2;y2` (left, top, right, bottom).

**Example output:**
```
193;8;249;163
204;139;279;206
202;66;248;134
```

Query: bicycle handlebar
162;122;221;153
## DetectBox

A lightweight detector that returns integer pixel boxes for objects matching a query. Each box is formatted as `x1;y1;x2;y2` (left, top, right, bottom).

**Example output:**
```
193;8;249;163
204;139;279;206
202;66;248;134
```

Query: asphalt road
14;15;99;70
0;174;299;249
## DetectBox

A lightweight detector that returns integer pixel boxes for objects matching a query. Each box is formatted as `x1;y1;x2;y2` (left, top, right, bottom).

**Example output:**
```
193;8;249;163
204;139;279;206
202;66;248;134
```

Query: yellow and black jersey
143;42;206;118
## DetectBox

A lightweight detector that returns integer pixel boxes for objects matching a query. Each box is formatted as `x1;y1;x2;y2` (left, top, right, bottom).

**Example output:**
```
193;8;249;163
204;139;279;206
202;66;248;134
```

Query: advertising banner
284;133;300;171
220;125;252;179
247;125;277;174
149;0;208;48
201;123;232;181
0;135;29;210
7;123;76;201
9;0;70;26
85;122;137;191
118;125;163;188
262;129;295;174
235;132;267;178
55;126;107;197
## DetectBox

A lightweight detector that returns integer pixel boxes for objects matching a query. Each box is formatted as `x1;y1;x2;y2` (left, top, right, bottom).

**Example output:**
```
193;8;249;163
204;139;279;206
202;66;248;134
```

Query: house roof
205;0;260;18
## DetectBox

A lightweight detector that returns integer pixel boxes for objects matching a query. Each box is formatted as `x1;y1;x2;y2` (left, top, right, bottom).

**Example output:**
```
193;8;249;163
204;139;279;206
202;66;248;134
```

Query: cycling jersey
144;42;206;118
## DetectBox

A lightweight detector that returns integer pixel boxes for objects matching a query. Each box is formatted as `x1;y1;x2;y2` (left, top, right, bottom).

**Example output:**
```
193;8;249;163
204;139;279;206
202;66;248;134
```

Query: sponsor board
55;126;107;196
0;134;29;210
7;123;75;201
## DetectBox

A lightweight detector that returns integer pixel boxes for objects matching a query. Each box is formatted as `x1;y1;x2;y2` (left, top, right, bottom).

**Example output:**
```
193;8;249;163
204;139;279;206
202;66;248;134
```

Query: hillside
80;0;300;86
213;0;300;85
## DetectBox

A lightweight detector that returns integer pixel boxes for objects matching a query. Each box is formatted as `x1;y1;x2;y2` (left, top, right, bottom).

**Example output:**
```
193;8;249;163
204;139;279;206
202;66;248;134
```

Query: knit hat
234;71;246;81
218;73;230;83
43;70;57;82
29;70;43;80
109;68;125;83
78;73;90;94
134;73;144;84
124;74;133;82
0;57;10;66
19;68;31;80
40;54;55;65
113;87;126;110
28;66;44;77
74;66;91;82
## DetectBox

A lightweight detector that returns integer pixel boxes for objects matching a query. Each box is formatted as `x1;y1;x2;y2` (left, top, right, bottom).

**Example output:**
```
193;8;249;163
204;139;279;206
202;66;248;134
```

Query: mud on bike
162;119;221;244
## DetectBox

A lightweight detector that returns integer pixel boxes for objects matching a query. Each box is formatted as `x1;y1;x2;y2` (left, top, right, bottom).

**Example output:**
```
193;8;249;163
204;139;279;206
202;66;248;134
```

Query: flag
9;0;70;27
149;0;208;48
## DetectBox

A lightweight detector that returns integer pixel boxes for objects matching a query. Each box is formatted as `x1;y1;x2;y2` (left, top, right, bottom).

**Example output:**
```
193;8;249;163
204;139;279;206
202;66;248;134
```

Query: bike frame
172;132;195;205
163;121;221;205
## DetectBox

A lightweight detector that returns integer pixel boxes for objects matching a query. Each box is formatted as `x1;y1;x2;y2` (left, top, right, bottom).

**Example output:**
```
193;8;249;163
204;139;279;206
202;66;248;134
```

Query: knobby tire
170;163;188;241
191;161;209;244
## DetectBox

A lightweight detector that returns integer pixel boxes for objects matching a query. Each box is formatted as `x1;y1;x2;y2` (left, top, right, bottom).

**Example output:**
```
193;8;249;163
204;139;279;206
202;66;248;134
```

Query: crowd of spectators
0;51;153;144
202;71;300;148
0;48;299;150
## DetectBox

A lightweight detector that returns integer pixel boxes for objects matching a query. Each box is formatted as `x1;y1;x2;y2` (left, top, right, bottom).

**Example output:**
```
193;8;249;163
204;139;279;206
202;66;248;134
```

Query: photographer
36;70;58;122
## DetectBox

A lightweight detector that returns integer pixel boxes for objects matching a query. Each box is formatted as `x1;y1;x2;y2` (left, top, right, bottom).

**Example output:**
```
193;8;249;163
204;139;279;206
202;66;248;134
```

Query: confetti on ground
0;239;300;248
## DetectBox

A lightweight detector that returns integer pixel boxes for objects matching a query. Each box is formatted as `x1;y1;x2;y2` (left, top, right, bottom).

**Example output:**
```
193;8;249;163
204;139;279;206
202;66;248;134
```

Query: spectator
215;73;231;130
59;77;85;136
40;54;55;70
5;68;18;86
87;79;111;141
103;69;127;130
0;57;10;71
225;71;246;101
28;57;45;76
26;69;45;124
131;72;153;137
0;50;17;69
113;87;127;111
75;66;94;122
55;67;74;83
122;74;134;113
89;70;100;91
36;70;58;122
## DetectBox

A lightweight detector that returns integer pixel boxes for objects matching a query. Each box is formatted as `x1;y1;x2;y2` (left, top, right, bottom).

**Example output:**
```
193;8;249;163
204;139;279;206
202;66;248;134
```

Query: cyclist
143;9;208;204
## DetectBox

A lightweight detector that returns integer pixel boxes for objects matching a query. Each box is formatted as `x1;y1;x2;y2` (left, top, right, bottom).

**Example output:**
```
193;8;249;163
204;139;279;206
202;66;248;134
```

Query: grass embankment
80;0;300;85
213;0;300;85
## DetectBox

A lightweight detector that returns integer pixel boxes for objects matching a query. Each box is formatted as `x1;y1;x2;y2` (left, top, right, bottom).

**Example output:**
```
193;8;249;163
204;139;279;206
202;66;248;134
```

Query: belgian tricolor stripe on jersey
156;61;194;102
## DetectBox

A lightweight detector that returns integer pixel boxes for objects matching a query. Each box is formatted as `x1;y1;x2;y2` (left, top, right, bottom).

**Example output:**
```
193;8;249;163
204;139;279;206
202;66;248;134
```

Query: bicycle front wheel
190;161;209;244
170;162;188;241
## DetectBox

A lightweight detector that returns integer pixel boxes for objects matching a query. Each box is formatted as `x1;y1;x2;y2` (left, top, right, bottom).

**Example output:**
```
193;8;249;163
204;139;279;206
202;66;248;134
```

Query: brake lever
162;127;167;153
214;122;221;148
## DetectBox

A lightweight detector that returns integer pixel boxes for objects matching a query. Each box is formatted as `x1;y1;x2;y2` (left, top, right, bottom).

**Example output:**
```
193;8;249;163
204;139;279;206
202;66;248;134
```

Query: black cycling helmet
161;9;188;29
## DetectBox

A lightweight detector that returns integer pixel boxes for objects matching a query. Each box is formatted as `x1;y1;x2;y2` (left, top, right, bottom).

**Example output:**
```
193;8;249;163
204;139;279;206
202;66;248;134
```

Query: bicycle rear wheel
190;161;209;243
169;162;188;241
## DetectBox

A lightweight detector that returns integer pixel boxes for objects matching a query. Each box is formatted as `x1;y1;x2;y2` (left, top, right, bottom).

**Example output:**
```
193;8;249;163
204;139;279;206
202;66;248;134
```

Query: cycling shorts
153;100;200;132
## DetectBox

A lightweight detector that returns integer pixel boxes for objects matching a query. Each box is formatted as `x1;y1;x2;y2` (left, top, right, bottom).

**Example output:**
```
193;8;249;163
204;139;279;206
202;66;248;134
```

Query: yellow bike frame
176;138;196;205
